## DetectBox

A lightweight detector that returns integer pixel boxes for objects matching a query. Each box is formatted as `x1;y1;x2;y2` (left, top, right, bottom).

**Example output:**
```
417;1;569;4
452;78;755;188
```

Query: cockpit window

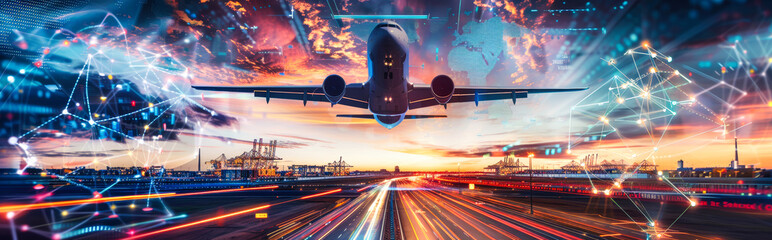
376;23;402;31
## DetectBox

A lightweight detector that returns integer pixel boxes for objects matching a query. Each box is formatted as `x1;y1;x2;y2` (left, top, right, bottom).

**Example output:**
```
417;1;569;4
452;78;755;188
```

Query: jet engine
323;74;346;105
431;75;454;104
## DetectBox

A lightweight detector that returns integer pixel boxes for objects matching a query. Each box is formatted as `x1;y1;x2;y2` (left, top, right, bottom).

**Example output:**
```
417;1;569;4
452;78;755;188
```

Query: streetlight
457;161;461;194
528;153;535;214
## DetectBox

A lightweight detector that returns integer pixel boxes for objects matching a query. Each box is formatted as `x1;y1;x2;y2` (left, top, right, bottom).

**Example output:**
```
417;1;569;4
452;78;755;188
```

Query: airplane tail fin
336;114;447;119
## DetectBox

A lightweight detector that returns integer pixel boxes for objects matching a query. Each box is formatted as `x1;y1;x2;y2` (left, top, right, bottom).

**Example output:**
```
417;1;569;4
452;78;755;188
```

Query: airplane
193;21;586;129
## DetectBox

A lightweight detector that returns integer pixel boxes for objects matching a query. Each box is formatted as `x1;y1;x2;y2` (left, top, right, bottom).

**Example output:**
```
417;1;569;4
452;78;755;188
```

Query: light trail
437;190;581;240
363;181;390;239
356;185;371;192
300;188;341;199
124;204;272;240
399;178;583;240
407;183;514;239
400;183;462;239
303;182;389;239
474;196;641;239
396;183;462;239
0;185;278;213
0;193;174;213
351;181;390;239
123;188;341;240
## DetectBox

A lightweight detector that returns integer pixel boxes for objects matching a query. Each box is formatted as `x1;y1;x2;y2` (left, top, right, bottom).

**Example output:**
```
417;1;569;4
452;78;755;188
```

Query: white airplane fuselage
365;21;411;129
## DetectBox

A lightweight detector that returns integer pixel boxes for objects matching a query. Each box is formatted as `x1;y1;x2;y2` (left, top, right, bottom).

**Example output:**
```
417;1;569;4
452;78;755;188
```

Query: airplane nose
374;114;405;129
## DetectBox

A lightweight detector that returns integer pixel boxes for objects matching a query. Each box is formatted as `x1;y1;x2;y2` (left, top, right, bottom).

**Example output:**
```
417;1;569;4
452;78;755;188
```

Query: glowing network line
0;10;228;240
564;43;755;238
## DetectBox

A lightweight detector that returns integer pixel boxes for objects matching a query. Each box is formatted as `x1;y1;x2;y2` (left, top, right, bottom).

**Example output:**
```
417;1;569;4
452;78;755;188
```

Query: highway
291;177;650;240
3;175;768;239
289;179;393;239
394;178;587;240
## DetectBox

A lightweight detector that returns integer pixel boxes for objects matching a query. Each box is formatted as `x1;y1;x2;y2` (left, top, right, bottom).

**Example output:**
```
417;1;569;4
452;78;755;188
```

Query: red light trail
300;188;342;199
356;185;370;192
123;204;272;240
123;188;342;239
0;185;278;213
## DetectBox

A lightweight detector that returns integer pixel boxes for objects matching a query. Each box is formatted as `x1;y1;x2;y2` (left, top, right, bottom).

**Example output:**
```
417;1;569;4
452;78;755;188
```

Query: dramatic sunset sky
3;0;772;172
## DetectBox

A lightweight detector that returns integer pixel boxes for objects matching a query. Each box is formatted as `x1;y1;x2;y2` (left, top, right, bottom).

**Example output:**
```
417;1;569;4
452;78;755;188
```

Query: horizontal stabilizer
336;114;447;119
404;115;447;119
336;114;375;119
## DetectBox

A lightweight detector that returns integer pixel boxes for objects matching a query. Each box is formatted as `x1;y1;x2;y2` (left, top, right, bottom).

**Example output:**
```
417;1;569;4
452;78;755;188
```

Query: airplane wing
192;84;370;109
408;85;587;109
337;114;447;119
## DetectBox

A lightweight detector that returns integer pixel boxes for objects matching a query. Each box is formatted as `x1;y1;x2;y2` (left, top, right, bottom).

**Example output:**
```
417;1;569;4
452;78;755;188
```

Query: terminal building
286;157;353;177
